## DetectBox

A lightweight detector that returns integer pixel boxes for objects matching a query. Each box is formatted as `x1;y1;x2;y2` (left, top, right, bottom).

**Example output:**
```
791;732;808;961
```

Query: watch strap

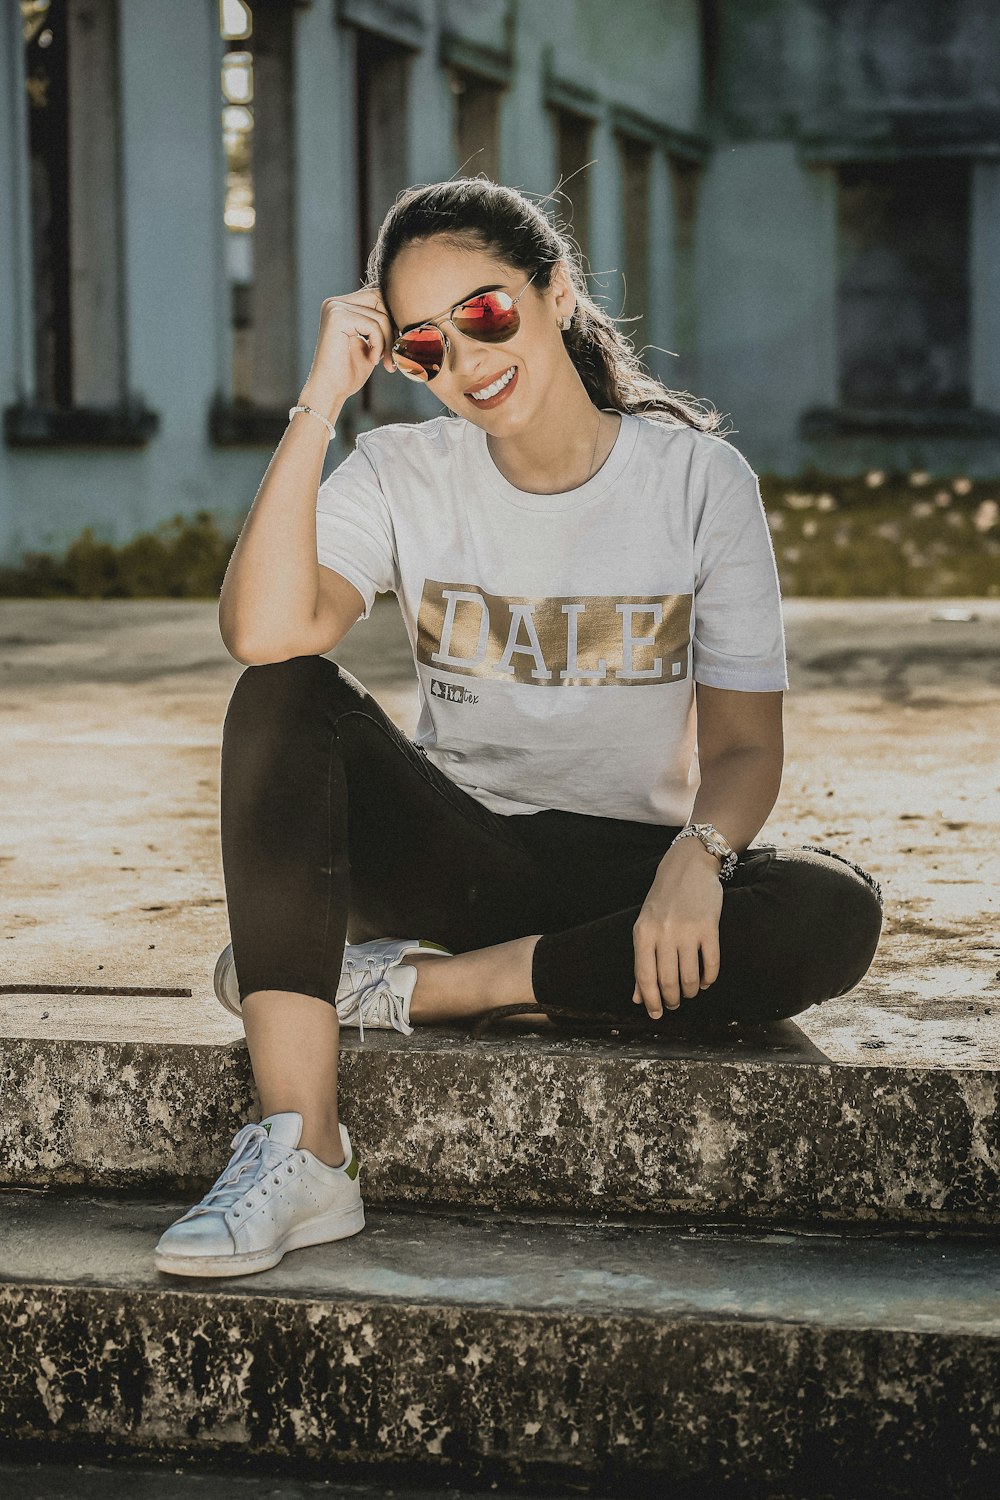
671;823;738;882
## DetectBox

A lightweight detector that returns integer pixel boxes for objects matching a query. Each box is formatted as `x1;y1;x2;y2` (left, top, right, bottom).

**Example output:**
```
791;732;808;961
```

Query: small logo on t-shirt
430;677;479;705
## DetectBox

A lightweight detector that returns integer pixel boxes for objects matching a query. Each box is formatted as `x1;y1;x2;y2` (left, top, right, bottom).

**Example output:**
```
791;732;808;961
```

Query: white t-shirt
315;411;788;824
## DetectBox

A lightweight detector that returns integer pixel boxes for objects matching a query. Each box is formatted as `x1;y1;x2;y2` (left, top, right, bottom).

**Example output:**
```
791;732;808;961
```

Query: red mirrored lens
392;326;446;380
453;292;519;342
392;290;520;378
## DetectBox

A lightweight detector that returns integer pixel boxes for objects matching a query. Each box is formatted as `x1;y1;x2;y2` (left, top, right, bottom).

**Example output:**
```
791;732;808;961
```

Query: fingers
325;293;394;360
339;306;390;365
632;929;720;1019
631;925;663;1018
699;936;721;990
343;288;397;372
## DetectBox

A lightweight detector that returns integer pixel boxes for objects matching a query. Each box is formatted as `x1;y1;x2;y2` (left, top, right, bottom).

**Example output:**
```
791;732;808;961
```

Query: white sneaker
153;1111;363;1278
336;938;451;1041
213;941;243;1017
213;937;451;1041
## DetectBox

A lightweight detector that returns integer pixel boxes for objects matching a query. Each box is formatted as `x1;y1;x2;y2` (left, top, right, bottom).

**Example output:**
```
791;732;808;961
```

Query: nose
444;321;493;382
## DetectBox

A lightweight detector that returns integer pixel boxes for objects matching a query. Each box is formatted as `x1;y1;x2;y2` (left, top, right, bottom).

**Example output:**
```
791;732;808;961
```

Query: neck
485;366;621;494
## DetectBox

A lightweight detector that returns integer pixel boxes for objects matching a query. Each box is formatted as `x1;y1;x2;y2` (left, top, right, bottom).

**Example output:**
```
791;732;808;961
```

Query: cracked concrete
1;596;998;1066
2;1193;999;1494
2;1029;998;1225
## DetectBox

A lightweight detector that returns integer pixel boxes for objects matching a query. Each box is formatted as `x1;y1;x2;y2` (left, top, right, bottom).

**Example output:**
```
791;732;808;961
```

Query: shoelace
177;1122;300;1222
338;973;414;1042
339;952;416;1042
343;955;381;991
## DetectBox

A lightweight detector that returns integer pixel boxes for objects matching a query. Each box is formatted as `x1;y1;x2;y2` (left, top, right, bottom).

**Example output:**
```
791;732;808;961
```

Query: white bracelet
288;404;336;441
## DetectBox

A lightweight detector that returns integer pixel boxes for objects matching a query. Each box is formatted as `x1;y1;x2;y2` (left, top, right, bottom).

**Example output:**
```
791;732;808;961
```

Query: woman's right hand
297;287;396;419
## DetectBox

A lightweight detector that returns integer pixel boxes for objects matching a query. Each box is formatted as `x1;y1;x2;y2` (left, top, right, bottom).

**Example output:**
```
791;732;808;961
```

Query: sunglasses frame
390;272;538;382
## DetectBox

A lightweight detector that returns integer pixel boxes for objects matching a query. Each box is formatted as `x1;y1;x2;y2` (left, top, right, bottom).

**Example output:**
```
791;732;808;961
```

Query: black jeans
219;655;884;1029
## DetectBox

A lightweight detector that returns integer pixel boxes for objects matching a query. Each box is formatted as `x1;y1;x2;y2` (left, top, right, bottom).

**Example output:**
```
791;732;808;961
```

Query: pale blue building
1;0;998;564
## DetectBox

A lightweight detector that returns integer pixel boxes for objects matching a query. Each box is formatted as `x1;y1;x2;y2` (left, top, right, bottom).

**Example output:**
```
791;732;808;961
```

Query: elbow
223;637;299;666
219;603;292;666
219;619;292;666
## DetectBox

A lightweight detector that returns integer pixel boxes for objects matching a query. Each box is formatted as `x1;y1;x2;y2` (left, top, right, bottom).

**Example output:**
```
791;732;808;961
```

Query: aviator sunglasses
390;273;537;382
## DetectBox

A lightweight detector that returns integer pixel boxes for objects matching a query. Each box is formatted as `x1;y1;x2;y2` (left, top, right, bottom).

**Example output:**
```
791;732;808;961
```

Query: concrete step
1;1191;999;1496
1;1010;998;1230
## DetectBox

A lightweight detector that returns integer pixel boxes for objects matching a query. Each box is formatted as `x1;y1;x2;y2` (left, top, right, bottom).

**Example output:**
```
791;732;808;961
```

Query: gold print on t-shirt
416;579;691;687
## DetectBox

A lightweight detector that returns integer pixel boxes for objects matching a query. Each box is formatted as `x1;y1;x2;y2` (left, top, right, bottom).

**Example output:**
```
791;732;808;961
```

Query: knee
223;654;362;738
795;845;884;994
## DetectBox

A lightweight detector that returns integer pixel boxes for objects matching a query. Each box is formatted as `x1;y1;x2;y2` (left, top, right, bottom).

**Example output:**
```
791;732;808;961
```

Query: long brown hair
367;177;730;433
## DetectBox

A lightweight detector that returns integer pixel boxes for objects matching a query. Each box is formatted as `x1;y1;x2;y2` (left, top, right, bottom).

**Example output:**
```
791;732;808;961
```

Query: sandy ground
1;597;998;1066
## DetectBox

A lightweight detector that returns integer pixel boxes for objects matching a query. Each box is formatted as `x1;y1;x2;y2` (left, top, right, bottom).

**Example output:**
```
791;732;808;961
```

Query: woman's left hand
631;849;723;1019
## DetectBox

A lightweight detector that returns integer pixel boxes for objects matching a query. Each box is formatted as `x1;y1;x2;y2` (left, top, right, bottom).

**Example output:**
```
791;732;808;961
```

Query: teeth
469;366;516;401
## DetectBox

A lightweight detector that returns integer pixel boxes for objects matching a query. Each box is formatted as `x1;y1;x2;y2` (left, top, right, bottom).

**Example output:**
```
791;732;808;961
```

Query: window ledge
799;405;1000;440
4;400;160;448
209;397;294;447
336;0;425;50
440;32;511;86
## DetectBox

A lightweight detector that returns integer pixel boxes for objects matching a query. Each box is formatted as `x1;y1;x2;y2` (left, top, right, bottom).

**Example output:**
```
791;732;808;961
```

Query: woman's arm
631;685;784;1019
218;289;394;664
219;410;349;664
678;683;784;853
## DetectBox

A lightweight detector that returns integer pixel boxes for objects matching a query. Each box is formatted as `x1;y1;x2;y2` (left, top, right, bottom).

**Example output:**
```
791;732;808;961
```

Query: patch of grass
0;511;233;599
0;470;998;598
759;469;999;597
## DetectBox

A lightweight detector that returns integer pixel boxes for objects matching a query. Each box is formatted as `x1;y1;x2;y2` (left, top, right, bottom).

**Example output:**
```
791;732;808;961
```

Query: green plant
757;469;1000;598
0;471;998;599
0;511;235;599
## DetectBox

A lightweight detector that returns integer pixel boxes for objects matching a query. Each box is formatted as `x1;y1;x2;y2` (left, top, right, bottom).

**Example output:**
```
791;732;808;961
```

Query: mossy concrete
2;1193;999;1495
1;1025;997;1229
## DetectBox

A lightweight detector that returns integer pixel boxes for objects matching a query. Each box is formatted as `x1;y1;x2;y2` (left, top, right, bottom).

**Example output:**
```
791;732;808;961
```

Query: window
221;0;297;412
16;0;132;422
836;158;970;411
355;27;418;420
451;70;502;180
23;0;72;408
552;108;593;266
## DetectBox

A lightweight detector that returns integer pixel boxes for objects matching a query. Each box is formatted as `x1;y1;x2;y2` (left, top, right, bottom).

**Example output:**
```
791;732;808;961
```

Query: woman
153;178;883;1279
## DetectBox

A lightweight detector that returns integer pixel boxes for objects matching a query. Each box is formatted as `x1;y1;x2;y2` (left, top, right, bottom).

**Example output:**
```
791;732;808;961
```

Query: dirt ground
1;596;998;1066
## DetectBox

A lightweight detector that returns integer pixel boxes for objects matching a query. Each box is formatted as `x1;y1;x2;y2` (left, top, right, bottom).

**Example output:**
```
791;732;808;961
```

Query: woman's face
384;237;576;433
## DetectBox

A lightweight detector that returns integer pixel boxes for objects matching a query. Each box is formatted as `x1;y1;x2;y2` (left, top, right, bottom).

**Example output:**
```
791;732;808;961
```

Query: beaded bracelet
288;403;336;441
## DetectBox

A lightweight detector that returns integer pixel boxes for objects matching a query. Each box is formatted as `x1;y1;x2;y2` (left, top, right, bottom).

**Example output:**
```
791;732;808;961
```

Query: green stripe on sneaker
344;1150;359;1180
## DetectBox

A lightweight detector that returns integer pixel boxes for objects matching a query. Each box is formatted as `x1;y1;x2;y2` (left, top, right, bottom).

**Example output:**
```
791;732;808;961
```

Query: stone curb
3;1033;998;1227
2;1193;999;1495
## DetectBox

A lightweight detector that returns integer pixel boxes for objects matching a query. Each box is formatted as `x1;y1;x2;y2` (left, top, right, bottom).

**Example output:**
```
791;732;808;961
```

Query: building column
971;159;1000;412
645;146;677;389
586;117;623;319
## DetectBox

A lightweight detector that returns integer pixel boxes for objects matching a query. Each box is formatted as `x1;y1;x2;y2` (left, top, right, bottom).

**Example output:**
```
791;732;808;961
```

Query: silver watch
671;823;738;882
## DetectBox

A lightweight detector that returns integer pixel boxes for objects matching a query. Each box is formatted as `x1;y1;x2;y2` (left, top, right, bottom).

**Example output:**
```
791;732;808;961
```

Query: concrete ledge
1;1193;998;1495
2;1028;997;1229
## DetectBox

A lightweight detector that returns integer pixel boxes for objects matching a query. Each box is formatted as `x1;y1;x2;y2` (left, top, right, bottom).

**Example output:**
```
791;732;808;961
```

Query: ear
548;259;577;324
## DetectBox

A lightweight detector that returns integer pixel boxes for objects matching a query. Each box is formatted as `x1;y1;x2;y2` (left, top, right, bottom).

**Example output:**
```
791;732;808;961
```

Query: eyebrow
398;284;505;335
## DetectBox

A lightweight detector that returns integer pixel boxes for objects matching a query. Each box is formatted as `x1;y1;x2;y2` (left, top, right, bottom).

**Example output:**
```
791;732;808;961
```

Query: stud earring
558;314;573;332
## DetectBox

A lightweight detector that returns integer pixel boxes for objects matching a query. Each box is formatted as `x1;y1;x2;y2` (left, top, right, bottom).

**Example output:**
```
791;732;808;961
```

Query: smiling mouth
466;365;517;403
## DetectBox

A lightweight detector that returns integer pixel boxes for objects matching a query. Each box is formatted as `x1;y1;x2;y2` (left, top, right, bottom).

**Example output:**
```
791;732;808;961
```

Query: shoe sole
213;942;242;1019
153;1200;365;1278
